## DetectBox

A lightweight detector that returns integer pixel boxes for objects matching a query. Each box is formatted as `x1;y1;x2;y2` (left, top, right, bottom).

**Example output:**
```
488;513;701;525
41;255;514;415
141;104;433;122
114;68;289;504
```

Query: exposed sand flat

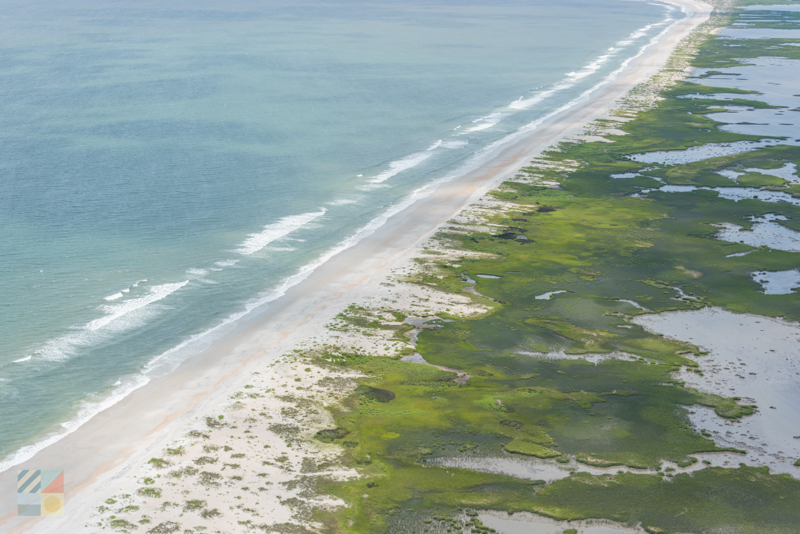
633;307;800;477
0;1;713;531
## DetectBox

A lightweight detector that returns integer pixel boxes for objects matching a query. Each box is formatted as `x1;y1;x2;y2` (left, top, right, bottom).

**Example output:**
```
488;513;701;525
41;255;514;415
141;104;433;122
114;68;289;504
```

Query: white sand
0;1;713;531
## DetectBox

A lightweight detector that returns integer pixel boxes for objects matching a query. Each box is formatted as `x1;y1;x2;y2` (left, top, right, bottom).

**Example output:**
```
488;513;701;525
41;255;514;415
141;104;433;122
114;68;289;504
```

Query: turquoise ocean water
0;0;675;469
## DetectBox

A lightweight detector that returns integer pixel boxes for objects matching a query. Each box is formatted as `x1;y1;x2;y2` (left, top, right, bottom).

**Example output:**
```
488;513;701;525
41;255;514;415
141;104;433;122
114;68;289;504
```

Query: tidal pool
752;269;800;294
715;214;800;252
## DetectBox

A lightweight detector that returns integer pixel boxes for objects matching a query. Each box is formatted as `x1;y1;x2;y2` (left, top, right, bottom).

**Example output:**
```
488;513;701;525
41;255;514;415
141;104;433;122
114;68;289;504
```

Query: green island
303;2;800;532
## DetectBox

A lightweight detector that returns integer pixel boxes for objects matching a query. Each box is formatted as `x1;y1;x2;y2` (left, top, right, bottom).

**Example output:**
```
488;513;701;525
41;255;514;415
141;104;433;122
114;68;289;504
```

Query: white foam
509;84;572;110
0;3;696;475
103;292;124;301
87;281;188;331
326;198;358;206
13;356;32;363
368;152;432;183
618;21;664;45
507;12;688;149
440;140;468;149
357;182;391;191
214;259;239;267
23;280;190;363
509;17;667;113
752;269;800;295
135;172;480;384
568;54;613;81
186;268;208;277
460;112;506;134
0;373;150;475
235;209;326;255
427;139;442;150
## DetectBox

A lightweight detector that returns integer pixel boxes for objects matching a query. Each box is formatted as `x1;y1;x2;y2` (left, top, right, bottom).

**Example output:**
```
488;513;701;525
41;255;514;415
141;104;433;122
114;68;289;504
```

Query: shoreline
0;0;713;530
0;0;684;479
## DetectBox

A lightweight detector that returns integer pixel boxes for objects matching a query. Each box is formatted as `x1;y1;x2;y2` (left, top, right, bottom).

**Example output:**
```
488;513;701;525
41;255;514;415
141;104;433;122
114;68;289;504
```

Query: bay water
0;0;674;469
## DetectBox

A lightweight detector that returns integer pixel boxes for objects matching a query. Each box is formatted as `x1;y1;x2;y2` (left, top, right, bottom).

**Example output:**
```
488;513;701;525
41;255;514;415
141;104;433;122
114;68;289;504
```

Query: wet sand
0;1;712;531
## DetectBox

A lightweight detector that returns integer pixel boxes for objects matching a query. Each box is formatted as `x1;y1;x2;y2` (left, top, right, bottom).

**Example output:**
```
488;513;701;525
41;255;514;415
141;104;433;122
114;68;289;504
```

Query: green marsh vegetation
313;4;800;533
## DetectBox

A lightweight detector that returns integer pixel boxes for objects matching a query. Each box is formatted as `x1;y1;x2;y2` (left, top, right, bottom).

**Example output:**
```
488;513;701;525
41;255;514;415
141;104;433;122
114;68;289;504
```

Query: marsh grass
313;7;800;531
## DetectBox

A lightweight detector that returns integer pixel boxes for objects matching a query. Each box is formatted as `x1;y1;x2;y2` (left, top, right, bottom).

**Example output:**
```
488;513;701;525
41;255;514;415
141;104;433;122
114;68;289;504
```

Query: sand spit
0;0;713;531
633;307;800;477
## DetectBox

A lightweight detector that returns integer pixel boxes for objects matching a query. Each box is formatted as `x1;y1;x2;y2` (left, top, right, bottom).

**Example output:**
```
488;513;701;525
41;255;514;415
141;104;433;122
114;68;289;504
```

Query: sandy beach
0;1;712;531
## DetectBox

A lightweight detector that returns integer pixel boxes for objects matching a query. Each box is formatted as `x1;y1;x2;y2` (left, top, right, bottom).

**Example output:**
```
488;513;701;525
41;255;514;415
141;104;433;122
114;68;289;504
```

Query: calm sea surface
0;0;672;468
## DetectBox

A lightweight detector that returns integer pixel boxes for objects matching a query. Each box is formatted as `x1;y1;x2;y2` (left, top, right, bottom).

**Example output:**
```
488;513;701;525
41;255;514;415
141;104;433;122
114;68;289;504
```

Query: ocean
0;0;674;470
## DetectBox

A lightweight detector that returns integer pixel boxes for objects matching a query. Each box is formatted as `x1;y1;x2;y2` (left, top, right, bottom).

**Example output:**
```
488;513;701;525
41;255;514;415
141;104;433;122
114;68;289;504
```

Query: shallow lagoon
634;307;800;477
